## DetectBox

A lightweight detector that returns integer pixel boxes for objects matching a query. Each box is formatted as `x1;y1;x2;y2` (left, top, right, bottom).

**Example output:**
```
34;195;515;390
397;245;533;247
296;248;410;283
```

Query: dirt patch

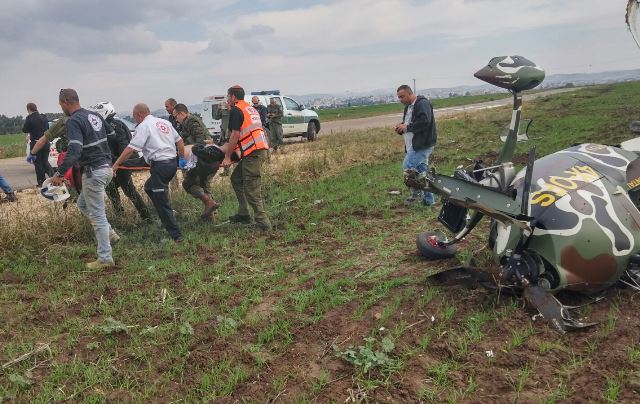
247;296;278;318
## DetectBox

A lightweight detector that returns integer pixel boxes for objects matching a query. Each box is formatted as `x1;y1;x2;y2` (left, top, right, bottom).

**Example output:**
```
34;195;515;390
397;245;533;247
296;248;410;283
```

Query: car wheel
416;232;458;260
306;122;317;141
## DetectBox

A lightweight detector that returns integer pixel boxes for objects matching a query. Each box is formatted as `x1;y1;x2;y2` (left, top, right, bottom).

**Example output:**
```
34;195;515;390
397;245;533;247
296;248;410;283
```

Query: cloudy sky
0;0;638;116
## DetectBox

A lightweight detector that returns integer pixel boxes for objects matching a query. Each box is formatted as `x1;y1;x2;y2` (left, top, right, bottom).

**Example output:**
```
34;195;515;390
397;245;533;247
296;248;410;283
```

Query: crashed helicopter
407;55;640;333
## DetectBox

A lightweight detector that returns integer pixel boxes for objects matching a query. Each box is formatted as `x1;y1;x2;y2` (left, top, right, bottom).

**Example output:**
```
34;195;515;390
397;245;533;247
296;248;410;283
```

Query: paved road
322;87;578;134
0;88;577;191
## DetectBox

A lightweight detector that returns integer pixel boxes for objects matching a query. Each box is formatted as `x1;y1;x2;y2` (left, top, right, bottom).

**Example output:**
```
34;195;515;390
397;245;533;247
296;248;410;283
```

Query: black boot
1;192;16;203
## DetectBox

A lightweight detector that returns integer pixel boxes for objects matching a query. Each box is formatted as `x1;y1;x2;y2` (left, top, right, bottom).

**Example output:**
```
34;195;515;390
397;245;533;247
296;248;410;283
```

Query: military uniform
214;105;230;144
229;100;271;230
267;104;283;150
44;117;82;192
179;114;209;146
44;117;69;152
180;114;219;202
105;118;151;220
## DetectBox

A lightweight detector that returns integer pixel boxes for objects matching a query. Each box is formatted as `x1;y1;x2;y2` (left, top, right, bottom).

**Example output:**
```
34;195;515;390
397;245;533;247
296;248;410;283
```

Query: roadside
322;87;578;134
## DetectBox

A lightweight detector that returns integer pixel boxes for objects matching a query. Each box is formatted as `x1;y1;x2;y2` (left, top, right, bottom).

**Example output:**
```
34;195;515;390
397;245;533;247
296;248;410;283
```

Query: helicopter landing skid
524;285;598;333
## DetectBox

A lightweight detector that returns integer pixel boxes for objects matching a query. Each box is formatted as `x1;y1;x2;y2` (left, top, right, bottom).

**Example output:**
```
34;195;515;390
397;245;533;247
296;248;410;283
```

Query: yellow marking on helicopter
530;165;600;207
627;176;640;190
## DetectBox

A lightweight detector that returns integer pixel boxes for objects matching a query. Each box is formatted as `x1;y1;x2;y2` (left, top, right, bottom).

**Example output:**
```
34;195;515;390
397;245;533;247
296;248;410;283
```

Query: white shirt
129;115;181;163
403;101;416;152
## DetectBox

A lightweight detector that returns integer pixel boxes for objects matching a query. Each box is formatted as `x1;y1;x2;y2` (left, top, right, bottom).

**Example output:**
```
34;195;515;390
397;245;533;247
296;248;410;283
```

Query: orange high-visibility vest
233;100;269;157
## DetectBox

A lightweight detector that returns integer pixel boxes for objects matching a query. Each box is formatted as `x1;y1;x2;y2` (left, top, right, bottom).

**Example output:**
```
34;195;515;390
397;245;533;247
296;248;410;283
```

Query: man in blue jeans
395;85;437;206
0;174;17;203
51;89;117;269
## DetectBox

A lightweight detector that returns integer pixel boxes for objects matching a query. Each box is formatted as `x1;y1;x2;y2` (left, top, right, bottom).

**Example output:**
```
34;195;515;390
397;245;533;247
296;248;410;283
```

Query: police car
201;90;321;142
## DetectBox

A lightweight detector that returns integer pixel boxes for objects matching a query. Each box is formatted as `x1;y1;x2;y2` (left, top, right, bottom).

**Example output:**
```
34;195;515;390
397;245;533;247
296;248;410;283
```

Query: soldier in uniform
172;103;220;219
214;101;231;176
214;101;230;144
267;98;284;151
221;85;272;231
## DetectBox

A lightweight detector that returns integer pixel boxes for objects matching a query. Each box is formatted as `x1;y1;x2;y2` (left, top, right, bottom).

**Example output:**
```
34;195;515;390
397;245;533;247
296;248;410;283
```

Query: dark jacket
22;112;49;146
254;104;268;126
106;117;132;163
403;95;437;151
57;108;113;175
168;114;181;132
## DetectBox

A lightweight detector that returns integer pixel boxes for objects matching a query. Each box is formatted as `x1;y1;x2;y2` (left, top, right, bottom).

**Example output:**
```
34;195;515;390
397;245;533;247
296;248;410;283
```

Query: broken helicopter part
412;54;640;333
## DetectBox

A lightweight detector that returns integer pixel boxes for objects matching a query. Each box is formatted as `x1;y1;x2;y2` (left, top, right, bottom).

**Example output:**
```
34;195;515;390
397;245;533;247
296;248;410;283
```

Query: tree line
0;112;66;135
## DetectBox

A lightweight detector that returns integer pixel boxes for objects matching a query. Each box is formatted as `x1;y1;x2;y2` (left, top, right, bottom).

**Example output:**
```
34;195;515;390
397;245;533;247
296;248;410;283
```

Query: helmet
40;178;70;202
88;101;116;120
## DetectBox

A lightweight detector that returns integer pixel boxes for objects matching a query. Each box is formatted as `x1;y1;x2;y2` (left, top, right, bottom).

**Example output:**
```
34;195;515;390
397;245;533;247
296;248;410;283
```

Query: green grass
2;82;640;401
316;92;511;121
0;133;26;159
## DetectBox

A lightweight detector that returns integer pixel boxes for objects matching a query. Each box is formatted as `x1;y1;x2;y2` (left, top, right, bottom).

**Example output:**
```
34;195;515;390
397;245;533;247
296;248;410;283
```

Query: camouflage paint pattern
474;55;545;92
497;144;640;292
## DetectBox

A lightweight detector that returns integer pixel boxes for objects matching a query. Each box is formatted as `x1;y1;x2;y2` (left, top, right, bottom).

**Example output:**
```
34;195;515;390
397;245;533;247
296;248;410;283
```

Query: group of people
23;86;272;269
0;83;437;269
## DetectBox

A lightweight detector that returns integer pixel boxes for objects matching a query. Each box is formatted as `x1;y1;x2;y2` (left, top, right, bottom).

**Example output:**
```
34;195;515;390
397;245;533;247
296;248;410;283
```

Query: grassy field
316;92;511;122
0;91;533;159
0;133;25;159
2;82;640;402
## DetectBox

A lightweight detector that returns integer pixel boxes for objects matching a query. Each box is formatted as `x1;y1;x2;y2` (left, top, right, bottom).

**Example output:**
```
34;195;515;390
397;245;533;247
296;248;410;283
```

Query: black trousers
106;169;151;220
144;159;182;241
33;144;54;186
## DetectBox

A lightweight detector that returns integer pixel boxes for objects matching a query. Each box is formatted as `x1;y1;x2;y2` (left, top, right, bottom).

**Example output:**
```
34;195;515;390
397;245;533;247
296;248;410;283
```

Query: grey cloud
202;39;232;54
233;24;275;39
201;28;232;54
241;40;265;53
0;0;206;58
42;24;162;56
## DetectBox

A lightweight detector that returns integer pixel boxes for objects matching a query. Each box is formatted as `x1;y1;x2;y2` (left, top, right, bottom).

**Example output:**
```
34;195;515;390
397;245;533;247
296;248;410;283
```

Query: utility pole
412;78;416;93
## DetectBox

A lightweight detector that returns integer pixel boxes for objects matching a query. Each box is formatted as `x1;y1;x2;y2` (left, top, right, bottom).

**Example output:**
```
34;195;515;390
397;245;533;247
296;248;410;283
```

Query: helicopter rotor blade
627;0;640;49
523;285;598;333
427;266;499;289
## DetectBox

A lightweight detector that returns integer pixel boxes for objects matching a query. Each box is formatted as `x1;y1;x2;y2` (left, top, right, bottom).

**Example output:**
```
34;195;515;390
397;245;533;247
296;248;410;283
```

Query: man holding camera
394;85;437;206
